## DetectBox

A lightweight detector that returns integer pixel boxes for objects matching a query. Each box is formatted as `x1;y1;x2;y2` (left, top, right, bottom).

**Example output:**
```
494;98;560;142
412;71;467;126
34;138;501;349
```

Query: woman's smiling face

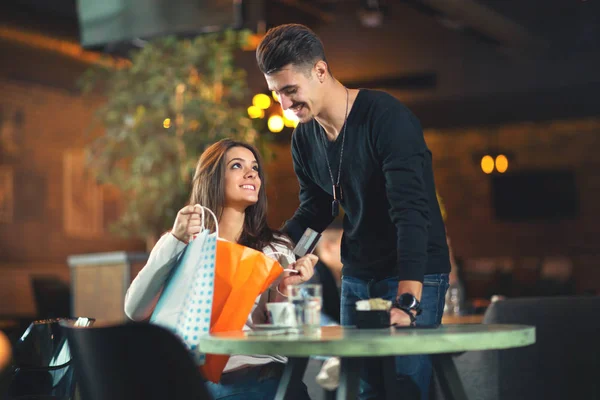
223;146;261;209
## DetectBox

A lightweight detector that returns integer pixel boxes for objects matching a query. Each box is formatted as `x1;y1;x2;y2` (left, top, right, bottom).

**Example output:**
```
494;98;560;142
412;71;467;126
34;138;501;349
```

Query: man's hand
390;307;415;327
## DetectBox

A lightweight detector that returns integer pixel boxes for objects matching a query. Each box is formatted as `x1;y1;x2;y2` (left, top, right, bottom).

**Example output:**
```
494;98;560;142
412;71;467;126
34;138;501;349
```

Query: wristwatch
392;293;422;326
393;293;422;316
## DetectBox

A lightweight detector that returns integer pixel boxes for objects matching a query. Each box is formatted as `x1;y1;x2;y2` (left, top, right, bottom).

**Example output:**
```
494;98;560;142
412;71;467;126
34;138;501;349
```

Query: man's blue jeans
341;273;449;400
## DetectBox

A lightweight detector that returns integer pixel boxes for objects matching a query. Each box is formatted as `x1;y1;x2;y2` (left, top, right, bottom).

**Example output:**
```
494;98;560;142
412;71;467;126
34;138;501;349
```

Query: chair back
61;321;212;400
483;296;600;399
31;276;71;319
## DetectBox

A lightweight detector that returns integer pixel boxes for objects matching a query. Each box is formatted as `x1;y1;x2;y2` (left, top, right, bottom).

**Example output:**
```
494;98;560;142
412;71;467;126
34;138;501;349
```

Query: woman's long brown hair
189;138;291;252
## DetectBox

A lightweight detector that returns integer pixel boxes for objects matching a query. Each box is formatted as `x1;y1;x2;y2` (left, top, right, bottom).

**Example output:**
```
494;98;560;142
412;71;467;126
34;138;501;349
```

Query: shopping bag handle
196;206;298;275
195;207;298;275
193;204;219;240
262;251;299;274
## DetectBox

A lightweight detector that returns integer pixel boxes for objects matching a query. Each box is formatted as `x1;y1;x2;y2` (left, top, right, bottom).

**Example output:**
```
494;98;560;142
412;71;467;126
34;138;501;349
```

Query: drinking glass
287;284;322;335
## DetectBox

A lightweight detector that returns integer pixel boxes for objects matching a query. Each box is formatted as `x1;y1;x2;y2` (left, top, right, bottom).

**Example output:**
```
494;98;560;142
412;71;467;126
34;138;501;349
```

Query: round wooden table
201;324;535;400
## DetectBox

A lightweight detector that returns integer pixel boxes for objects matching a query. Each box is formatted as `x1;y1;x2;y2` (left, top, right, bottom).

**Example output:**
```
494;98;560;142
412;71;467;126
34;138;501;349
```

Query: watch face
398;293;418;309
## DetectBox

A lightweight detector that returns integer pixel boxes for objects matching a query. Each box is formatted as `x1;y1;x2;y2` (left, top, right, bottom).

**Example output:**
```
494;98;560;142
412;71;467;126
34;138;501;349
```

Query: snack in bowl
355;298;392;329
355;298;392;311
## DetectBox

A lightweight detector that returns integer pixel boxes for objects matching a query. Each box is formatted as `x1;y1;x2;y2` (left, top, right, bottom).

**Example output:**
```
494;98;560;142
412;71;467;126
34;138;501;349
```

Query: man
256;24;450;399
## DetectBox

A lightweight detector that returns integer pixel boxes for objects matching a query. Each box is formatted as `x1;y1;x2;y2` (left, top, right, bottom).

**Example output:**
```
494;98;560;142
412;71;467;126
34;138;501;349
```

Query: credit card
293;227;322;258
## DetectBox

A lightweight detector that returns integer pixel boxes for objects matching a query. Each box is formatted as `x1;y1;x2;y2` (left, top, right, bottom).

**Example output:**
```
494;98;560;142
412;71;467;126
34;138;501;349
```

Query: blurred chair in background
432;296;600;400
31;275;71;320
61;321;213;400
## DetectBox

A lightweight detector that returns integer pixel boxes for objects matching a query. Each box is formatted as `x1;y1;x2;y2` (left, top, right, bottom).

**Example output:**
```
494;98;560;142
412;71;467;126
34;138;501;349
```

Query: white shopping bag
150;206;218;364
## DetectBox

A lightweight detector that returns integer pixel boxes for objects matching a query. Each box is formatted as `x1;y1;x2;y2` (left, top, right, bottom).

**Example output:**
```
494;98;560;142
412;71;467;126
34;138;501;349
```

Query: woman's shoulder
273;232;293;245
262;234;293;253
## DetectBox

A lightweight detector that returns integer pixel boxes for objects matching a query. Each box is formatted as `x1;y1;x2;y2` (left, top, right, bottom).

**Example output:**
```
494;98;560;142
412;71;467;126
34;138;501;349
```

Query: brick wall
429;118;600;295
0;79;143;316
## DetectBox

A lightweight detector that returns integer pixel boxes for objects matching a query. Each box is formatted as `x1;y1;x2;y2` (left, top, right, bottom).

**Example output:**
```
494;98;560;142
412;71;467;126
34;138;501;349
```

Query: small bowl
355;310;391;329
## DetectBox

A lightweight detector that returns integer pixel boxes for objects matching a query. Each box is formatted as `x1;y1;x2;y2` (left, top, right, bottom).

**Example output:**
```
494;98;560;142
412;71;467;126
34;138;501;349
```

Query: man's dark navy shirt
283;89;450;282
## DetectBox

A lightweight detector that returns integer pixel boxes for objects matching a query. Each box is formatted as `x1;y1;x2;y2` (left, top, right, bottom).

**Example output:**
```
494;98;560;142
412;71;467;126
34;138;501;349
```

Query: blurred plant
79;30;271;245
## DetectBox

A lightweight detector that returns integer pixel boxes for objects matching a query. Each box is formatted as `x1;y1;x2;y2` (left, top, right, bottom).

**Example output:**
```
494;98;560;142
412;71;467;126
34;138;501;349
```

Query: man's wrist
396;280;423;300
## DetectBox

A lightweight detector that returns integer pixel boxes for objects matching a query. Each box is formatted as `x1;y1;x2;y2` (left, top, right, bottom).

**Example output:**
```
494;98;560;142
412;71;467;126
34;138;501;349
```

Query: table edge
199;324;536;357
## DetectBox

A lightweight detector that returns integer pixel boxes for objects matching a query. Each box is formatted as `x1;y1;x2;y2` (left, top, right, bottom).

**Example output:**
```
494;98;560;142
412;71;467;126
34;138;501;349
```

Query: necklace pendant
333;184;343;201
332;184;342;217
332;200;340;217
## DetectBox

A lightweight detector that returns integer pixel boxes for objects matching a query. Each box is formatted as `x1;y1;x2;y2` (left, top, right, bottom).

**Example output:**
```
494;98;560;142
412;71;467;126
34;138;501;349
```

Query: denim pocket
423;273;449;287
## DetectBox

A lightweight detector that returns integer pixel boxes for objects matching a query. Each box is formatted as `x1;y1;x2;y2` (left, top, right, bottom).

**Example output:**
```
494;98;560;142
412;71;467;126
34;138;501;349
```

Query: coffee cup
266;302;297;327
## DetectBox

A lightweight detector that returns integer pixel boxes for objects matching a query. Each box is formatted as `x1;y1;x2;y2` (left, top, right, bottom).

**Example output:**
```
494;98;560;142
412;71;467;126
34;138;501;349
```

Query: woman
125;139;317;400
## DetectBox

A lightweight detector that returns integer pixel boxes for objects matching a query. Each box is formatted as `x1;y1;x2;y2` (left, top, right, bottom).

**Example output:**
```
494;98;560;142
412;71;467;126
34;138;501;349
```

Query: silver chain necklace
315;87;349;217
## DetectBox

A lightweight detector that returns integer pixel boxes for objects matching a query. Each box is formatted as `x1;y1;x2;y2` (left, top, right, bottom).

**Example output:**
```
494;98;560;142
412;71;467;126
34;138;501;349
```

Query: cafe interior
0;0;599;399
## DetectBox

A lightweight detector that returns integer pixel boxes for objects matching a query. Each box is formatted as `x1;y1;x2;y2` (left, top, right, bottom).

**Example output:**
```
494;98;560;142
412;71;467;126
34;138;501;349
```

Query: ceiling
2;0;598;54
479;0;599;52
2;0;598;129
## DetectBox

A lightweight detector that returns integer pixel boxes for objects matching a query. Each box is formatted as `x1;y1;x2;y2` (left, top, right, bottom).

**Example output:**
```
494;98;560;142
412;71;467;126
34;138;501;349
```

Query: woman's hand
171;204;203;243
278;254;319;294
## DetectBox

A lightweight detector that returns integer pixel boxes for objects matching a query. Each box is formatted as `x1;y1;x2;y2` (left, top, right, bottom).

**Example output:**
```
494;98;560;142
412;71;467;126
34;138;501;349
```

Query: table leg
324;389;337;400
336;357;361;400
432;354;469;400
274;357;309;400
382;356;402;400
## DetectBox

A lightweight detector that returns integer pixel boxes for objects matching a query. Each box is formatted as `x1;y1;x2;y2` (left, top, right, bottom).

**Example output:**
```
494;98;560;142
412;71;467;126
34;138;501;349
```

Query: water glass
287;284;322;334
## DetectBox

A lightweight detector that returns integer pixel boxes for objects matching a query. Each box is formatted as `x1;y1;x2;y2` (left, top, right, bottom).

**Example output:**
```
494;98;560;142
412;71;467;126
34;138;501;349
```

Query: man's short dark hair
256;24;327;75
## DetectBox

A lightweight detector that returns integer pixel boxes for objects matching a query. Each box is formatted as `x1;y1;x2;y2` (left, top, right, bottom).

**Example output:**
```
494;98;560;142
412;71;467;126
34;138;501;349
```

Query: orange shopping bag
200;239;284;383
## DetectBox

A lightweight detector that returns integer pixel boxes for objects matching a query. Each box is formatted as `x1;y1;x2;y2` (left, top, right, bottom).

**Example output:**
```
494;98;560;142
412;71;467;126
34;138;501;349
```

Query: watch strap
393;304;417;326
